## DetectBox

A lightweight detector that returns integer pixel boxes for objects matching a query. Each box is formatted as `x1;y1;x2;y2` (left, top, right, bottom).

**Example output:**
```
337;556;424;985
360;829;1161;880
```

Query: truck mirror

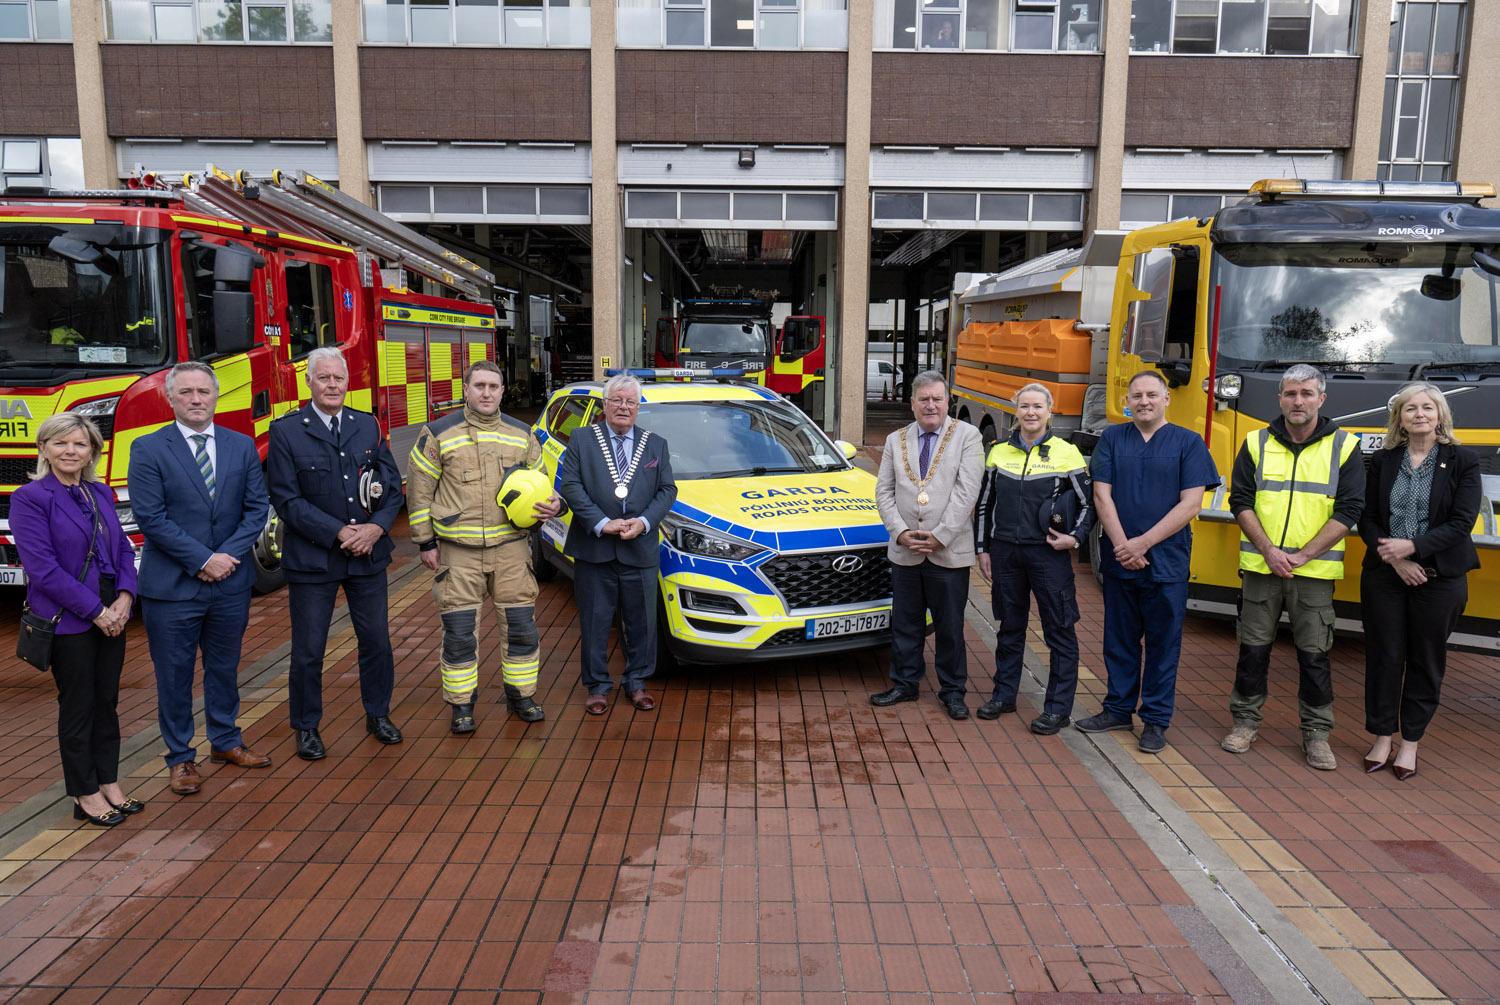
213;289;256;354
1420;275;1462;301
1160;359;1192;388
213;244;264;285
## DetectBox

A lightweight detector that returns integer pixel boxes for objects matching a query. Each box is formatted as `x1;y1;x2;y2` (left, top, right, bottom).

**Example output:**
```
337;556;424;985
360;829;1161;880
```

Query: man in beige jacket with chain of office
871;371;985;719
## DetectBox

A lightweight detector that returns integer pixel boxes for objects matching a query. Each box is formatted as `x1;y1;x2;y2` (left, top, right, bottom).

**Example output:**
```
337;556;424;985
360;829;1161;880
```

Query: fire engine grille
760;546;891;611
0;458;35;486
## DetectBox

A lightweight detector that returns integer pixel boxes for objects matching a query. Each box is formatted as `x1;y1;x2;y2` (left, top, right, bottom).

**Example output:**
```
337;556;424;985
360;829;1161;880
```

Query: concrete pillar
836;0;873;444
1454;2;1500;192
331;0;371;202
69;0;114;186
1086;0;1131;233
1347;0;1393;179
590;1;621;379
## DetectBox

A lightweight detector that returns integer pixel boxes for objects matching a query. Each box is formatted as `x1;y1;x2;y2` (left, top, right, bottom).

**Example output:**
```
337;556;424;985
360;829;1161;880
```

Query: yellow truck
948;179;1500;651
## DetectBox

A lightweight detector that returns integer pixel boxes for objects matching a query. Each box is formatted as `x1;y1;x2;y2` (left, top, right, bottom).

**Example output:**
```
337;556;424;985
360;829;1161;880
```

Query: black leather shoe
1030;712;1070;735
73;802;125;827
508;697;545;723
451;704;476;735
870;687;919;707
943;697;969;720
295;728;326;761
366;715;403;745
108;797;146;815
976;700;1017;720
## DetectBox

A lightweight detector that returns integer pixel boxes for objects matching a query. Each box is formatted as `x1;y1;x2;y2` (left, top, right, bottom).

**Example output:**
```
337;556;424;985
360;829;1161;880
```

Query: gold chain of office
899;420;958;506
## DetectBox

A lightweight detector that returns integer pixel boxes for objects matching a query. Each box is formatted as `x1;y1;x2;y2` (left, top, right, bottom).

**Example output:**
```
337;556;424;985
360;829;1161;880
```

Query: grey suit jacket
876;417;984;568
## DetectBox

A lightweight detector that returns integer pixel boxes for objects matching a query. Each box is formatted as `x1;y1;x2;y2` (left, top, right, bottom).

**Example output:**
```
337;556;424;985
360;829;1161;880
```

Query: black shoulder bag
17;489;101;672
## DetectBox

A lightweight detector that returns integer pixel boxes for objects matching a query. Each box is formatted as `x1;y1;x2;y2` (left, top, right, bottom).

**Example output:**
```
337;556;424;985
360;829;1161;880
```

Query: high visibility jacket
1238;423;1360;579
407;407;542;550
974;430;1092;550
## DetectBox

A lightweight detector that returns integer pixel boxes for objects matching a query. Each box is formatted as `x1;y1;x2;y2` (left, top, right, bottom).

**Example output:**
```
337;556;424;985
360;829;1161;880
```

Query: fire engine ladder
177;168;494;301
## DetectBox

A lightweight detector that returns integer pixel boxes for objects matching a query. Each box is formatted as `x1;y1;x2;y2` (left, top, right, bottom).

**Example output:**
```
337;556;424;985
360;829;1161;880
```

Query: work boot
509;696;545;723
1221;723;1258;754
1303;736;1337;771
451;703;476;735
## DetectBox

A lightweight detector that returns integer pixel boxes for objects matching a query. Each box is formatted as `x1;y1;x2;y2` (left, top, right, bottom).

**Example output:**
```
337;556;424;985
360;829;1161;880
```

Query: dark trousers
51;578;125;797
989;543;1080;716
142;586;250;766
288;574;395;729
575;559;658;696
1361;563;1467;740
1101;574;1188;728
889;560;970;700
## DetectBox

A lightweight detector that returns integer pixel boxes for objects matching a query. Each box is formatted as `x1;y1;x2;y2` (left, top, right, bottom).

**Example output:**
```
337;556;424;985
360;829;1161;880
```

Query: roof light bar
606;368;748;381
1251;178;1496;200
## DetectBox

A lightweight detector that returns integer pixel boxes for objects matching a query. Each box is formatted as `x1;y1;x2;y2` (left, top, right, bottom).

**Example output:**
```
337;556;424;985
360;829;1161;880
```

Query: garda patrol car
532;370;893;663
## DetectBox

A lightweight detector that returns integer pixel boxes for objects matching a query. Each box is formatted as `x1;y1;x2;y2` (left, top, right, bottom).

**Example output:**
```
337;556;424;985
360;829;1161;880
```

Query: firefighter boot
505;689;545;722
451;703;476;735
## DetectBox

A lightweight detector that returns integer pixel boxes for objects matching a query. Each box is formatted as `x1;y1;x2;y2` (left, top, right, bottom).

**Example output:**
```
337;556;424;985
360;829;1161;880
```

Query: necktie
614;435;629;474
919;431;933;479
191;433;215;497
330;414;340;441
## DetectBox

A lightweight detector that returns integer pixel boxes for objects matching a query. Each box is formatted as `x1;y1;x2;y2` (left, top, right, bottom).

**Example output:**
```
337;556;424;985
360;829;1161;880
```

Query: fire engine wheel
530;532;558;583
252;508;287;594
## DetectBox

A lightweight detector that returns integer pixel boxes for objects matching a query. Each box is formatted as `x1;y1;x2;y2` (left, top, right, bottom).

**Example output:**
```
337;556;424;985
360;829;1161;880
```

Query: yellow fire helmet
497;468;553;529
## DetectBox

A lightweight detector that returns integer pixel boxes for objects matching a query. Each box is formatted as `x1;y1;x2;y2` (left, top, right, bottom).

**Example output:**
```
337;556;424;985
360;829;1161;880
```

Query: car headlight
71;396;120;418
662;515;765;562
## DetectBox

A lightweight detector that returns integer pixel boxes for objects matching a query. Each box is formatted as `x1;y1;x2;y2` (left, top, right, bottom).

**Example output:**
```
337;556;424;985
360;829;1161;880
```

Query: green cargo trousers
1229;570;1337;739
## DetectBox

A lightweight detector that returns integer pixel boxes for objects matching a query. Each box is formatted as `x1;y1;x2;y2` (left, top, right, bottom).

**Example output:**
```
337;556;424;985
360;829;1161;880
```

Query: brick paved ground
0;495;1495;1000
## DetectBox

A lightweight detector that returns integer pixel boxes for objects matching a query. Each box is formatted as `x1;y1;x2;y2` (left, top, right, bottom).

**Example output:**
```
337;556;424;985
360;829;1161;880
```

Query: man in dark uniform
268;346;405;761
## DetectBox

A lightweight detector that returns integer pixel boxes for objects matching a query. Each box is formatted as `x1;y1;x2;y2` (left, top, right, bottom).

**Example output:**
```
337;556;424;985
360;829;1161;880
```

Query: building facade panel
1125;56;1359;149
101;45;335;139
360;48;590;141
869;53;1102;147
616;50;847;144
0;43;79;135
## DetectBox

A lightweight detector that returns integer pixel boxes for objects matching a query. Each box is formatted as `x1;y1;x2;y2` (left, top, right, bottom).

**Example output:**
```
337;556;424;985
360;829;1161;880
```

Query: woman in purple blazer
10;414;142;827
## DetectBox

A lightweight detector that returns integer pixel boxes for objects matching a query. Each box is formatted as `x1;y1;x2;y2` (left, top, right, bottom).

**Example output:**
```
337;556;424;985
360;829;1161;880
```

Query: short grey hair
603;374;642;402
306;346;348;377
1280;363;1326;393
1014;382;1053;409
165;361;218;396
911;370;948;395
32;413;103;482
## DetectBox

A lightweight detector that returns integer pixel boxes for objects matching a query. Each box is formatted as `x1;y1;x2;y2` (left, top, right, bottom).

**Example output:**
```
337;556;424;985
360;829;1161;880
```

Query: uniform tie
191;433;215;497
919;431;934;480
330;414;340;442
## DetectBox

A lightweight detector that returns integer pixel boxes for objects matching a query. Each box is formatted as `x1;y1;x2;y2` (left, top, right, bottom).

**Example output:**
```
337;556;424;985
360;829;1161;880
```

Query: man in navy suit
130;361;272;795
268;347;405;762
559;373;677;715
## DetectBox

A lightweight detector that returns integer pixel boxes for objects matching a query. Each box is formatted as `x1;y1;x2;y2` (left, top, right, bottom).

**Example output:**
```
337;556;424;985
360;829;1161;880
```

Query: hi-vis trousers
433;538;540;705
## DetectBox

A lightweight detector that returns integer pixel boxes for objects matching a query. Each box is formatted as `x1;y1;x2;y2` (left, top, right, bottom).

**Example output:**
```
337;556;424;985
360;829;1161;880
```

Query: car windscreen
633;400;847;479
679;319;769;355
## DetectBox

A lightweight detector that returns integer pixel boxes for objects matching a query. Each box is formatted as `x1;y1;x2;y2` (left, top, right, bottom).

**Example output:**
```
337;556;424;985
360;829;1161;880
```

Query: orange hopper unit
955;318;1091;418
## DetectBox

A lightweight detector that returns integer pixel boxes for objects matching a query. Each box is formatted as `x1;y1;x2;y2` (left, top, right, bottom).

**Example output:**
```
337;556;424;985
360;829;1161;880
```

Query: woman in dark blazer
10;414;142;826
1359;382;1481;781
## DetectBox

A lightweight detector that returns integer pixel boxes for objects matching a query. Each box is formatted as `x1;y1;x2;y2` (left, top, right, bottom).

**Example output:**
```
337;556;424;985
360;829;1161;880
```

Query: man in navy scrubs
1075;370;1220;754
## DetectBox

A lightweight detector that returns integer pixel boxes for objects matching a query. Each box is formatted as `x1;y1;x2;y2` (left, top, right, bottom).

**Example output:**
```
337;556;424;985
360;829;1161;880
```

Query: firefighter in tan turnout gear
407;361;562;733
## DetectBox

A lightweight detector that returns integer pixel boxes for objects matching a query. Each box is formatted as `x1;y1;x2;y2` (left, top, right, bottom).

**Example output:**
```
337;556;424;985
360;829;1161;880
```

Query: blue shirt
1090;421;1220;583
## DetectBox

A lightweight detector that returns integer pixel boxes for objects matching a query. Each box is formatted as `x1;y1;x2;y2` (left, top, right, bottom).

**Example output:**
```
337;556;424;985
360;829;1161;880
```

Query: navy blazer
128;422;269;601
1359;441;1482;579
267;405;404;583
559;422;677;568
10;475;139;634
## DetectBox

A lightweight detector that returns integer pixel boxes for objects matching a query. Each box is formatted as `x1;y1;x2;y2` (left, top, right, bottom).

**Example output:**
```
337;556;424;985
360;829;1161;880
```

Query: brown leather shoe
169;762;201;796
628;690;655;711
584;696;608;716
208;745;272;768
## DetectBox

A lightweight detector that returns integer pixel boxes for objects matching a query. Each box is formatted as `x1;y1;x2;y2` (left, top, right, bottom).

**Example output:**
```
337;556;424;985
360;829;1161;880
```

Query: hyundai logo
830;555;864;574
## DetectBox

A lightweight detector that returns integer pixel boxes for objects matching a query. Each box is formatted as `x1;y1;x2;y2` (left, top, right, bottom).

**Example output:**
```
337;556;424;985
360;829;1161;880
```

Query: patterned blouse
1389;446;1438;541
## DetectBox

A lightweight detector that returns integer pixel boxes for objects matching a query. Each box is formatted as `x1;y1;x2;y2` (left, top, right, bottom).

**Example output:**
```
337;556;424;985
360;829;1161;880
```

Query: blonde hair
33;413;104;482
1384;381;1459;450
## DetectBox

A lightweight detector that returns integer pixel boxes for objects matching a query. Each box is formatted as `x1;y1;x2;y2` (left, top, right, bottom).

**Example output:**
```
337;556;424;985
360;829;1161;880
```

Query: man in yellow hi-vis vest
1223;364;1364;770
407;361;561;734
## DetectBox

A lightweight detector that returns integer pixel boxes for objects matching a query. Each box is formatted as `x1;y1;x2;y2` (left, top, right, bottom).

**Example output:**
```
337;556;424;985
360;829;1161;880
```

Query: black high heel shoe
73;801;125;827
108;797;146;815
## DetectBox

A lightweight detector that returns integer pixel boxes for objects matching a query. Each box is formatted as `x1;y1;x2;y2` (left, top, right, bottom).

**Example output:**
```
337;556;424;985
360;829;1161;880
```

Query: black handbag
16;488;101;672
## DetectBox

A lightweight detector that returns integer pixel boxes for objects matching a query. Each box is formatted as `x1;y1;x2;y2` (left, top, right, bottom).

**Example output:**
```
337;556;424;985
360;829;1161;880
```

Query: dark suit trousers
1361;563;1467;740
889;560;969;700
142;585;249;766
288;574;395;729
574;558;658;695
50;578;124;797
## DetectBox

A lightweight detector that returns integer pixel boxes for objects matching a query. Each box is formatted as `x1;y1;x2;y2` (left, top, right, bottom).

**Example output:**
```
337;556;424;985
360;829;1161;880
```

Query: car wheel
251;504;285;594
654;598;679;675
1087;519;1105;587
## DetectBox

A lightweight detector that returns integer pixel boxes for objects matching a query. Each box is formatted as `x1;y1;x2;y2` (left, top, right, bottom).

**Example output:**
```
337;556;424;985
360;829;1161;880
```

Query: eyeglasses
605;398;640;408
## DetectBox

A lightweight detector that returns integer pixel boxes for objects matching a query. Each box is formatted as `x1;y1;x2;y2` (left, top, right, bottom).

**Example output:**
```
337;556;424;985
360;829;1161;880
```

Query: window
182;243;224;359
106;0;331;40
544;394;592;443
620;0;847;48
875;0;1098;51
1120;191;1236;228
284;259;338;358
1124;248;1174;360
1378;1;1465;181
1129;0;1356;54
363;0;586;42
0;0;70;38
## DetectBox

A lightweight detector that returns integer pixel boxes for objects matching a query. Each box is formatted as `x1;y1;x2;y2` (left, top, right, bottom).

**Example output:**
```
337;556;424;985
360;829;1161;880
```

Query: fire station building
1;0;1495;439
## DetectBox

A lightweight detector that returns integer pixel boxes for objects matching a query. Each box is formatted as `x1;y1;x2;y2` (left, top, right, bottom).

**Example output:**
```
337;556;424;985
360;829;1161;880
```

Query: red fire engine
650;297;826;414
